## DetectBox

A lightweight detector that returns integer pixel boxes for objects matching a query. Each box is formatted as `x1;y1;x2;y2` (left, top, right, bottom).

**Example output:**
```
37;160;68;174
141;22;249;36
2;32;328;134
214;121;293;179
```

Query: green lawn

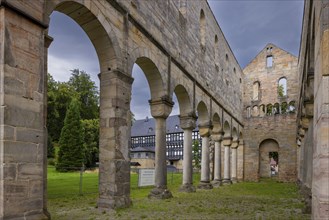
47;166;310;220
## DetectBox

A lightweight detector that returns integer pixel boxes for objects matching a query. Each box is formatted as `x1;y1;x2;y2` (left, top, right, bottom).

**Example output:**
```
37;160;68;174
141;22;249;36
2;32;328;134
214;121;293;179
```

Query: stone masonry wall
243;44;299;182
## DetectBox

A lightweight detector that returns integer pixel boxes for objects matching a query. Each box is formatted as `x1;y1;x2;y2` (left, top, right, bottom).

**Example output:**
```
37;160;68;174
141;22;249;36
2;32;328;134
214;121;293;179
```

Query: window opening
278;78;287;97
266;56;273;68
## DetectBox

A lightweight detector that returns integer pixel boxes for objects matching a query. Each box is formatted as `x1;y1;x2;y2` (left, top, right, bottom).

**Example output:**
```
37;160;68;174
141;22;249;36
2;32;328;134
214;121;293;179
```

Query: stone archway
259;139;279;178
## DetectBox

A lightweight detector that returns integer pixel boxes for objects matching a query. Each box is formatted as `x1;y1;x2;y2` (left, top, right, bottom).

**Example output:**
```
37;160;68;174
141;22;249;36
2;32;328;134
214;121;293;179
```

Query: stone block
4;141;38;163
17;163;43;180
16;128;43;143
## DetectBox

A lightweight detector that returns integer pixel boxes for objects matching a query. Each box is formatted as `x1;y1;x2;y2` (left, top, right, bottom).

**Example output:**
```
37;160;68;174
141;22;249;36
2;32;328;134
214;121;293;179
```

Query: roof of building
130;146;155;153
131;115;198;137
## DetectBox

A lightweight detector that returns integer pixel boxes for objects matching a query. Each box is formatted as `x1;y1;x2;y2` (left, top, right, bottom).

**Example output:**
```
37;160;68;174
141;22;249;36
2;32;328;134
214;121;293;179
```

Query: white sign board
138;169;155;187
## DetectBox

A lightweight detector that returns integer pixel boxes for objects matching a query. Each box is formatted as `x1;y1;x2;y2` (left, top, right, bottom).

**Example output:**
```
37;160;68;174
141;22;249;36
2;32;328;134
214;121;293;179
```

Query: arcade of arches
0;0;328;219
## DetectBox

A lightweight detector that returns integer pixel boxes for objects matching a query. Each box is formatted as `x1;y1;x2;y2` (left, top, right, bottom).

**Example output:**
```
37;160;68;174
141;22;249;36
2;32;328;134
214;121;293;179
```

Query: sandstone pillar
231;140;239;183
237;139;245;181
198;124;213;189
179;115;197;192
211;133;223;187
222;136;232;185
97;70;133;210
0;3;50;219
148;97;173;199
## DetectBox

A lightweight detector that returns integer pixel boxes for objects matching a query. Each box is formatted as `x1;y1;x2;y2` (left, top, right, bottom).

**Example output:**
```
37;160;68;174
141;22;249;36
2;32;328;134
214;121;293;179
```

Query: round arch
223;121;231;137
47;0;122;72
196;101;209;125
259;139;280;178
212;113;222;133
134;57;166;100
173;84;193;116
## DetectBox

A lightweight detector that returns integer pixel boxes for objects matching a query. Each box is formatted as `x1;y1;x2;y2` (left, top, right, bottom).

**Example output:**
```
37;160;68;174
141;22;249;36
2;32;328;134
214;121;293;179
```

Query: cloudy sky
48;1;304;120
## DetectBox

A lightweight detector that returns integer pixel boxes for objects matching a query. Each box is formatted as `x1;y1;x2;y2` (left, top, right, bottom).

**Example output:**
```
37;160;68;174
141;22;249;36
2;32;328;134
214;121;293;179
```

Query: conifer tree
56;98;84;171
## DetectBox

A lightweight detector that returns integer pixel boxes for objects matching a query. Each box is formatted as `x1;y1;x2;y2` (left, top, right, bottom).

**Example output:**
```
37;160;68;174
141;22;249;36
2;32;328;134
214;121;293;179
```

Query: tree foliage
81;119;99;168
56;98;85;171
69;69;99;120
278;84;285;98
192;140;201;169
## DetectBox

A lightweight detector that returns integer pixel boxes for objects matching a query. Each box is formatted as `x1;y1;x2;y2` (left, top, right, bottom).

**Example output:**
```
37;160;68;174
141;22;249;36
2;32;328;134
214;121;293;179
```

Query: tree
47;134;55;158
278;84;284;98
56;98;84;171
81;119;99;168
69;69;99;120
47;74;77;142
192;140;201;169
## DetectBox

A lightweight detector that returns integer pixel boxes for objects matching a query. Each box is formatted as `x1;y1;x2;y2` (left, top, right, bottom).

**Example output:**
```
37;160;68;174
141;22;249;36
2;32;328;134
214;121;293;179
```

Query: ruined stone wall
297;0;329;218
117;0;243;121
243;44;298;182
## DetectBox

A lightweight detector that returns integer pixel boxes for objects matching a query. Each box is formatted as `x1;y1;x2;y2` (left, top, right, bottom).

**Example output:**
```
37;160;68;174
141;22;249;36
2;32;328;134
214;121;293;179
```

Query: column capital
231;140;239;149
298;127;306;137
238;139;244;146
296;138;302;147
179;113;197;130
222;136;232;146
98;69;134;85
211;132;223;142
149;96;174;119
301;117;310;130
44;34;53;48
198;122;213;137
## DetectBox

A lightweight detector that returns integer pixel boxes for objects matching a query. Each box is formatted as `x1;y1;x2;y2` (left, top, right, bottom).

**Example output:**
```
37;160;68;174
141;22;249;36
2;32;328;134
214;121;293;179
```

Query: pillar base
211;179;222;188
197;181;213;190
231;178;238;184
4;211;51;220
222;179;232;185
148;187;173;199
179;183;196;193
97;196;132;210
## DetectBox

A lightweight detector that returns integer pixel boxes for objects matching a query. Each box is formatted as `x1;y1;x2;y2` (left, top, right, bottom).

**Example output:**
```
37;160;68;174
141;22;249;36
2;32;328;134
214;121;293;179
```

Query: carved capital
222;136;232;146
301;117;310;130
211;132;223;142
298;127;306;137
99;69;134;85
231;140;239;149
179;113;197;130
44;34;53;48
238;139;244;146
198;122;212;137
149;96;174;119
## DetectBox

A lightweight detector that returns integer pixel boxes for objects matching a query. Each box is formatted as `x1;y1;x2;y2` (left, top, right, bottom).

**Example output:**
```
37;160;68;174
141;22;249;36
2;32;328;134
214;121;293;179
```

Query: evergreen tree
47;134;55;158
81;119;99;168
69;69;99;120
56;98;84;171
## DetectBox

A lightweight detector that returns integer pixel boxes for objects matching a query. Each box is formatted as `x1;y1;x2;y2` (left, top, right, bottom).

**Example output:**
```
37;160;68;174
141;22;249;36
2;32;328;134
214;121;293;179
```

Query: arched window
200;9;206;49
214;35;219;70
266;104;273;116
278;78;287;97
253;81;260;101
288;101;296;113
259;104;265;116
281;102;288;114
252;105;259;117
246;106;251;118
273;103;280;114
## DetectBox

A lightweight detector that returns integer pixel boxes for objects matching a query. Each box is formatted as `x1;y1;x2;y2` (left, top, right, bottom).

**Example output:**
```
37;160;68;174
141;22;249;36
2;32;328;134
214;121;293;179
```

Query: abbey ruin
0;0;328;219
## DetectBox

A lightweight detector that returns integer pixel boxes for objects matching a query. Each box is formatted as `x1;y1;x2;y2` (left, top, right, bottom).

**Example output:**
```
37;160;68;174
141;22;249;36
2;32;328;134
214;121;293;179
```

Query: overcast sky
48;1;304;120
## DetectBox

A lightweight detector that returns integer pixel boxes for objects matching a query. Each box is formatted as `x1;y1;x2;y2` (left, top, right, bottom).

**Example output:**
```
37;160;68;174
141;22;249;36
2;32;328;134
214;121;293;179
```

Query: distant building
131;115;201;169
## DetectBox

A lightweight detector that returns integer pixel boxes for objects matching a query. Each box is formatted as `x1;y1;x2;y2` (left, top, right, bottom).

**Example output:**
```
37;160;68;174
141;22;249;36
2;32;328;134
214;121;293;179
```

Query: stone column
237;139;245;181
231;140;239;184
179;115;197;192
211;133;223;187
198;124;213;189
0;4;50;219
222;136;232;185
148;97;173;199
98;70;133;210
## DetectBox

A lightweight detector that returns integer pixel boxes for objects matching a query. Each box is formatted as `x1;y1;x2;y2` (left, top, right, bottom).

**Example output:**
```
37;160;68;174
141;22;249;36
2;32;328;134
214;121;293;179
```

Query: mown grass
47;166;310;220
